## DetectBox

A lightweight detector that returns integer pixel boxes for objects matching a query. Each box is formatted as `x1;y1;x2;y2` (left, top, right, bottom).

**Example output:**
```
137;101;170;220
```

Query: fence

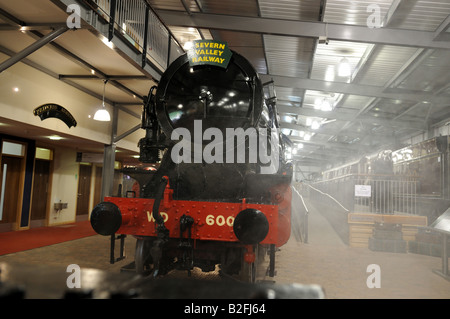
312;174;418;215
86;0;178;70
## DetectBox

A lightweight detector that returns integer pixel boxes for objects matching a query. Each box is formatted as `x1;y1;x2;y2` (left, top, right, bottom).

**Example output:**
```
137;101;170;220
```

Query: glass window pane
36;148;53;160
2;141;25;156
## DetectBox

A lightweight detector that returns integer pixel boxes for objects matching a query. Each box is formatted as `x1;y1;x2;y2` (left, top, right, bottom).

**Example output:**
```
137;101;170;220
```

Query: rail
291;186;310;243
84;0;180;70
313;174;418;215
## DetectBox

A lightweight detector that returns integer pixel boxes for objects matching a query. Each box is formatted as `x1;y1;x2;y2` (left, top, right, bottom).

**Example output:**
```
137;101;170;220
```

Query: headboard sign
34;104;77;128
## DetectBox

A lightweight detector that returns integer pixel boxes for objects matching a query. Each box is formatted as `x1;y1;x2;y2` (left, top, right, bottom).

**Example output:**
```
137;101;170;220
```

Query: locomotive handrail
153;176;169;226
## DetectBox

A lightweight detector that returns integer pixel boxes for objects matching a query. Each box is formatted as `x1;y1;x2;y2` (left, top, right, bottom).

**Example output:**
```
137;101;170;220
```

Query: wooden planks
348;213;427;248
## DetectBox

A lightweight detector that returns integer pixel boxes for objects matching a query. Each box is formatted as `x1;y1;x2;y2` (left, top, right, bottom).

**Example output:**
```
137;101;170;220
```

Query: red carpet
0;221;97;256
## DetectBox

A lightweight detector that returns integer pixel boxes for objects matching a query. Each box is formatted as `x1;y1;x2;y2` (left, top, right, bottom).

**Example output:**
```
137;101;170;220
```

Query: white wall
0;54;145;226
48;147;79;225
0;52;140;151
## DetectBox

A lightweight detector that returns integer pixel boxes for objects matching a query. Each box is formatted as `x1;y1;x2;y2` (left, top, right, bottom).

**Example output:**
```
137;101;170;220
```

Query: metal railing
291;185;310;243
87;0;178;70
313;174;418;215
353;176;417;215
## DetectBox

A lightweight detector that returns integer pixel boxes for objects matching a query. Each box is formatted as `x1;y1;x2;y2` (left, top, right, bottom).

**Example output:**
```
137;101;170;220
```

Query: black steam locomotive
90;41;293;282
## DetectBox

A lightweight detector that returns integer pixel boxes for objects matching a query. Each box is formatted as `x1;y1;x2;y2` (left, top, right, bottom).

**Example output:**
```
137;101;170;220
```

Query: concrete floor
0;197;449;299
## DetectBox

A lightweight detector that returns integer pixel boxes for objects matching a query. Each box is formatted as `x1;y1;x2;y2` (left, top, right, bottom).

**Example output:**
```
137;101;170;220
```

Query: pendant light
338;57;351;77
94;80;111;122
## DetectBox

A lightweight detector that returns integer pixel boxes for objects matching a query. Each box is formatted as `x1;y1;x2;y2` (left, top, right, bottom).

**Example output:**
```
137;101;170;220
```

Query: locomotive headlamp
90;202;122;236
233;209;269;245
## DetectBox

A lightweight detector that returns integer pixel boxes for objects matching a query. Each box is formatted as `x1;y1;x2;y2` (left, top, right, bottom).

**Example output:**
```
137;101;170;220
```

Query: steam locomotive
90;41;293;282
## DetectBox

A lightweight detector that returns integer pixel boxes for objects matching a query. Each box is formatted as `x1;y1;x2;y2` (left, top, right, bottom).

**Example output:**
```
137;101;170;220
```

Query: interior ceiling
0;0;450;175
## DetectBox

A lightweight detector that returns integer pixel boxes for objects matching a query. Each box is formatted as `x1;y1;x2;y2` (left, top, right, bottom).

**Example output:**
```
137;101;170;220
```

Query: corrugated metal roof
335;94;374;112
323;0;395;25
388;0;450;31
310;40;372;83
210;30;267;74
264;35;315;78
198;0;259;16
368;99;417;117
356;45;420;87
146;0;199;12
395;49;450;92
275;87;305;104
259;0;322;21
167;26;202;47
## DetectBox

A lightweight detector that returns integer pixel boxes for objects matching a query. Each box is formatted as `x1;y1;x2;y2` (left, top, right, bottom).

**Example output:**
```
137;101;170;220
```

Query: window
36;147;53;160
2;141;25;157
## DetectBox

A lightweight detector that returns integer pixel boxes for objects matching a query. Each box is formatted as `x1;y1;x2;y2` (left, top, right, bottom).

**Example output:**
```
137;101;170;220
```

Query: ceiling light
94;80;111;122
93;109;111;122
311;121;321;130
321;99;333;112
183;41;194;51
49;135;63;141
338;57;351;77
13;87;19;93
325;65;335;82
314;97;322;110
101;36;114;49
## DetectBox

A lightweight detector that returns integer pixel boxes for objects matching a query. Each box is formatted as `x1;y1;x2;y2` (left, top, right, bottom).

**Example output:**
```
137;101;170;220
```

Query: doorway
30;159;51;226
0;156;23;225
76;164;92;217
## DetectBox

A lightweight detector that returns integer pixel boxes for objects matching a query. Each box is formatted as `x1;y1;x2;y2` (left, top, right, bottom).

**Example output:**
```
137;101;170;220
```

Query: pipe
0;26;69;73
153;176;169;225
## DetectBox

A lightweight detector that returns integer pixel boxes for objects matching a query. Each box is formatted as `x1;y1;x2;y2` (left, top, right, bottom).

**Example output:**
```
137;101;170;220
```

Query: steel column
101;106;119;200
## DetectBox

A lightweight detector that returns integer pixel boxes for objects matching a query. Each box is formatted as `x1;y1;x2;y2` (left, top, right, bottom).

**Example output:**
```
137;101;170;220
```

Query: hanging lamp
94;80;111;122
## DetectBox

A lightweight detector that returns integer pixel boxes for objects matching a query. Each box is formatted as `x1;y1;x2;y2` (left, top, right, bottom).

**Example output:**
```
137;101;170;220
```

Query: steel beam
157;10;450;50
434;14;450;41
261;75;450;104
58;75;149;80
0;23;68;31
0;7;24;27
277;102;428;131
0;26;68;73
113;124;141;143
25;29;145;100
